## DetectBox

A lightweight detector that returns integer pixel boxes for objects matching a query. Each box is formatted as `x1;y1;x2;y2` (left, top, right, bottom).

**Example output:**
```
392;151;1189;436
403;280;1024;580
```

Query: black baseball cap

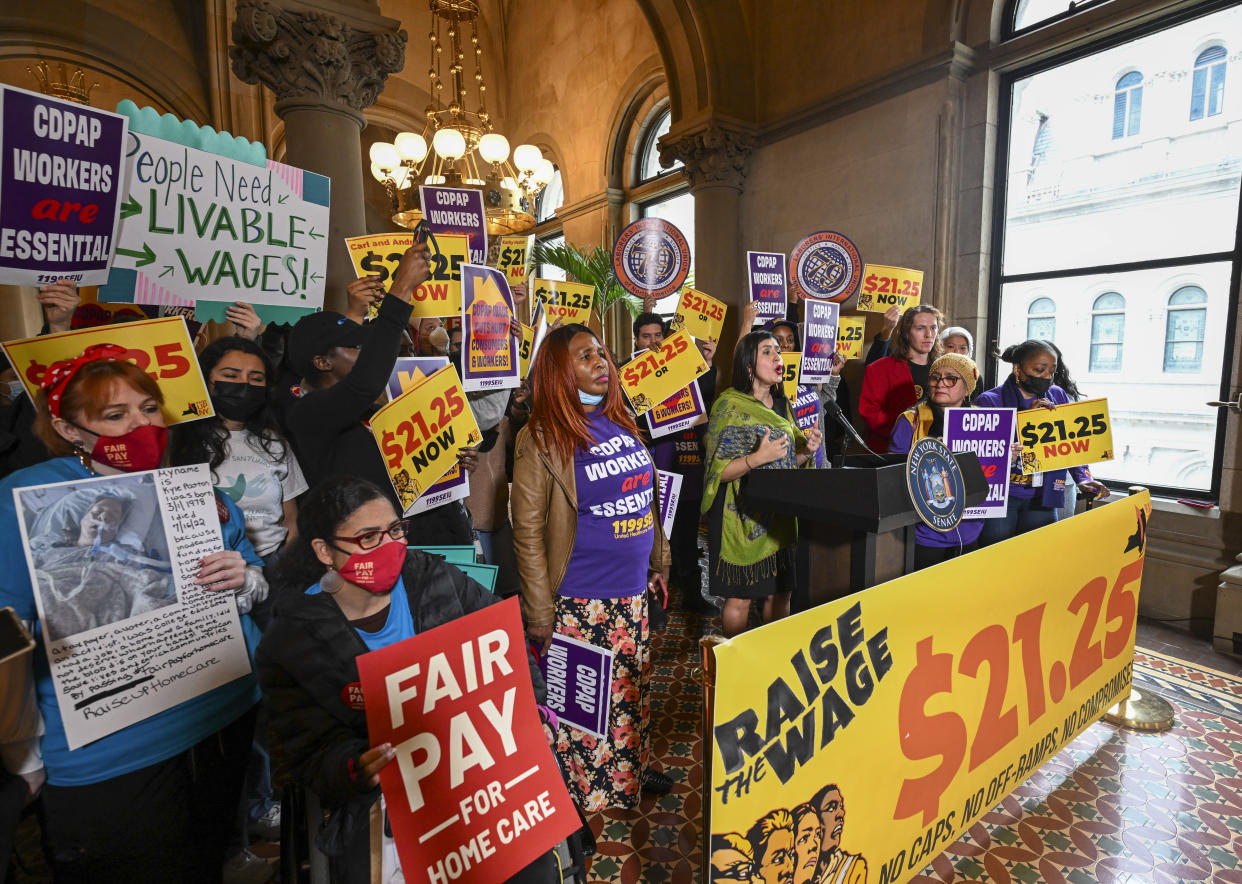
288;311;366;379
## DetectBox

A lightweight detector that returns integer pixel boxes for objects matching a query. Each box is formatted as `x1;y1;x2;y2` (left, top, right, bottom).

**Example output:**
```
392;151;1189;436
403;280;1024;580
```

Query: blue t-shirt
559;413;654;600
306;574;416;651
0;457;262;787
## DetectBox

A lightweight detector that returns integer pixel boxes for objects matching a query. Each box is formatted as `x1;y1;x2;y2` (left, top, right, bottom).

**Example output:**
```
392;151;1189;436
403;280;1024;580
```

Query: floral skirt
552;592;651;811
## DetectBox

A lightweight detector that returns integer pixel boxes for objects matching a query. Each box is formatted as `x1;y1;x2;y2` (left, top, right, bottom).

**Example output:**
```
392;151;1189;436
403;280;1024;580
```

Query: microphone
822;397;887;464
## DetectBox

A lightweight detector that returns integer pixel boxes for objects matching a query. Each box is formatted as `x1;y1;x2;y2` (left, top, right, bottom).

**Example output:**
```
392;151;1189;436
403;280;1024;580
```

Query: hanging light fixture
369;0;552;236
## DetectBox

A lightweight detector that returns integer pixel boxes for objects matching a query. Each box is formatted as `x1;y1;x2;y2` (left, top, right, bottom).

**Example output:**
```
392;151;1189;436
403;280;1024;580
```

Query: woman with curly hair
511;323;671;809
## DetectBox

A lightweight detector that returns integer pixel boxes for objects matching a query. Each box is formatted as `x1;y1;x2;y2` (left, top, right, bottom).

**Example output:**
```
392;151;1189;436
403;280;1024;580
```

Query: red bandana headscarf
40;344;129;418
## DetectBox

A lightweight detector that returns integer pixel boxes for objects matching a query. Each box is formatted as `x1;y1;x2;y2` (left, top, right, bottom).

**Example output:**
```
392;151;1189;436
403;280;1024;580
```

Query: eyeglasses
928;374;963;387
331;519;410;550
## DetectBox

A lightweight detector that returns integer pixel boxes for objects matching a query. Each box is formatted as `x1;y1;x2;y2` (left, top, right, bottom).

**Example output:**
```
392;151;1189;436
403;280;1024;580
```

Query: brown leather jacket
511;425;671;628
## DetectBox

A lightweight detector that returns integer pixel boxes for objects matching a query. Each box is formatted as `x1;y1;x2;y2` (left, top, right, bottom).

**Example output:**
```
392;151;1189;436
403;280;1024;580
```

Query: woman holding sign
0;346;267;882
888;353;985;569
257;476;558;884
703;331;822;638
976;340;1110;545
511;324;673;809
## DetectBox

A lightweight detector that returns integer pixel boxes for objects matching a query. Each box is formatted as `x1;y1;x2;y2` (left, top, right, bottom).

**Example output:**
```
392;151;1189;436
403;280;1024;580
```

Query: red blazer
859;356;917;452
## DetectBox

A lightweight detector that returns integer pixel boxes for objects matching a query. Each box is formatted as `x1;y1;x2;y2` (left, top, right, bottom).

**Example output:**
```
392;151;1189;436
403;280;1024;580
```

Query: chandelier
369;0;555;236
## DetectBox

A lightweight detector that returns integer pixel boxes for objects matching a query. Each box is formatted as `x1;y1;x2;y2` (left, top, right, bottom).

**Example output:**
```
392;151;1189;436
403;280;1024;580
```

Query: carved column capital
658;123;756;191
230;0;407;124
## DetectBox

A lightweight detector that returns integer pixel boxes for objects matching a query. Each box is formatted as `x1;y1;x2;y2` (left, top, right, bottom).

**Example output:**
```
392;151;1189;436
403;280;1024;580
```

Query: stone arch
603;54;667;189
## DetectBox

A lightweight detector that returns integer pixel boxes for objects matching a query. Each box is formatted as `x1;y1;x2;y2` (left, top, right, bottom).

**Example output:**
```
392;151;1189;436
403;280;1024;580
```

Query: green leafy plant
530;241;643;328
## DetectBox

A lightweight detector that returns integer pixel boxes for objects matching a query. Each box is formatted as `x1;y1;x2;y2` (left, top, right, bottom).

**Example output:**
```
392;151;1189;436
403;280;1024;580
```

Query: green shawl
701;387;807;581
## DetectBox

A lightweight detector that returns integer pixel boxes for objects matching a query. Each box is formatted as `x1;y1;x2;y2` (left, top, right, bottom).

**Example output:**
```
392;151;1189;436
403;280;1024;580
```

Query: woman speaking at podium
702;331;821;638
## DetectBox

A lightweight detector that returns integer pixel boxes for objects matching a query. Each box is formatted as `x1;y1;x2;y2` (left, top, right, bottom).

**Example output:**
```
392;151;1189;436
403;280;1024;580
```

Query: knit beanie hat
931;353;978;392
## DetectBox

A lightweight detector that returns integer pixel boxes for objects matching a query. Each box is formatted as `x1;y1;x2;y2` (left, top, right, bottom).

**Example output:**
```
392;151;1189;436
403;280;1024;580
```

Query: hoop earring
321;567;345;594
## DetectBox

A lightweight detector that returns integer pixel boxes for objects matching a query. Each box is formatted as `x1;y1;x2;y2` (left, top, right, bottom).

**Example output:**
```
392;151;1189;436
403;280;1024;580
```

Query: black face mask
1019;374;1052;397
212;381;267;421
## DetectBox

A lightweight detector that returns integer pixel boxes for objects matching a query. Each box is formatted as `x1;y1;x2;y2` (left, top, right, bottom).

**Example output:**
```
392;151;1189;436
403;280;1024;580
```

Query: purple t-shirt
559;413;654;599
650;425;706;500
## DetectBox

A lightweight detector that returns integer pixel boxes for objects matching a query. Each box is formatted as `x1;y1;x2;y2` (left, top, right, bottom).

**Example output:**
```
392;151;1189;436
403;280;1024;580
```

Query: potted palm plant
530;240;644;351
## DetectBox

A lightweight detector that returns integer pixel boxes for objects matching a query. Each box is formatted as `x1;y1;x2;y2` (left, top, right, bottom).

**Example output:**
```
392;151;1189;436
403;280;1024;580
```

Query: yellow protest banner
343;232;414;286
837;316;867;360
2;316;212;425
343;231;470;319
619;330;708;416
532;279;594;325
671;287;727;342
708;493;1149;884
781;351;800;401
497;234;534;286
1017;396;1115;475
519;323;535;379
367;364;482;508
856;264;923;313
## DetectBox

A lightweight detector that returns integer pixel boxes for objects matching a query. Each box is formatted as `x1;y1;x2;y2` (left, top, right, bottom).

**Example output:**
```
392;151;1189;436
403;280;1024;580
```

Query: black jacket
256;551;547;826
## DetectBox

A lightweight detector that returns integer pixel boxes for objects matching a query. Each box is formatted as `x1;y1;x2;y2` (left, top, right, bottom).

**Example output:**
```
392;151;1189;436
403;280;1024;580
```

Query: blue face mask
4;381;23;402
578;389;605;406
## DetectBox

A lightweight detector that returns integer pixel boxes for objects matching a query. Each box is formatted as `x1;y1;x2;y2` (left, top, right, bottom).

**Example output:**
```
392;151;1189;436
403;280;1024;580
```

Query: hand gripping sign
367;364;482;509
746;251;787;321
1016;397;1115;475
356;597;579;884
619;330;708;416
344;231;470;319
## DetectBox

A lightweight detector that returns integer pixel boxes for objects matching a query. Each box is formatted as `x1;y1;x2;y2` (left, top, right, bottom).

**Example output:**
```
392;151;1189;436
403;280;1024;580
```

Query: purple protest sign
461;263;520;392
645;380;706;439
539;634;613;739
791;385;826;468
0;85;127;286
944;407;1016;519
420;184;487;264
746;251;787;322
386;355;449;401
657;470;683;537
799;300;839;384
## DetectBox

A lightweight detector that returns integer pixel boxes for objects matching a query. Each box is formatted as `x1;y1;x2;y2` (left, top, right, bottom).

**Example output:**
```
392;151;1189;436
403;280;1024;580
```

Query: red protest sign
356;597;578;882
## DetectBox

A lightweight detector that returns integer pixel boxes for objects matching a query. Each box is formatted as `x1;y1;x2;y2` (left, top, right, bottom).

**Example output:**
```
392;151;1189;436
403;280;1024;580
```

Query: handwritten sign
1017;397;1114;475
385;356;471;516
657;470;682;538
496;234;532;286
619;330;708;416
746;251;787;322
781;351;800;401
539;633;613;739
0;85;128;286
856;264;923;313
645;380;706;439
356;598;579;883
13;465;251;749
99;130;330;316
670;287;726;343
837;315;866;360
368;364;482;507
532;278;593;325
799;300;839;384
420;185;487;264
2;316;212;425
945;408;1015;519
461;264;519;392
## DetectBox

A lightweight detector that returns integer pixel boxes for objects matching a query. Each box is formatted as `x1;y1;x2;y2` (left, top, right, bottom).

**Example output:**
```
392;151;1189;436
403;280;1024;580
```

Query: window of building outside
639;108;681;181
1026;297;1056;340
635;105;693;316
992;4;1242;495
1010;0;1115;36
1164;286;1208;373
1089;293;1125;372
1112;71;1143;139
534;168;566;283
1191;45;1227;120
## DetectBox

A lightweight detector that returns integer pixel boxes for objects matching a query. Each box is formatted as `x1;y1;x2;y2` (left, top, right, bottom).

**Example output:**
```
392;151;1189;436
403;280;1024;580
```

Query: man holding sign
285;242;477;547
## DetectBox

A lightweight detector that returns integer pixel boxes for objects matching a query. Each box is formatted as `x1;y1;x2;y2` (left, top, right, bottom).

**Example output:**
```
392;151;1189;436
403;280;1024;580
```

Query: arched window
1089;292;1125;372
1026;297;1056;341
1113;71;1143;139
1190;46;1227;121
535;167;563;223
1008;0;1114;38
637;107;680;182
1164;286;1207;373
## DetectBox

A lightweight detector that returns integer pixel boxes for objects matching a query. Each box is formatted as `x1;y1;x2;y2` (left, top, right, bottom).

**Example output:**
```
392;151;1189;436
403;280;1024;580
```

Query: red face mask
338;540;406;594
89;424;169;473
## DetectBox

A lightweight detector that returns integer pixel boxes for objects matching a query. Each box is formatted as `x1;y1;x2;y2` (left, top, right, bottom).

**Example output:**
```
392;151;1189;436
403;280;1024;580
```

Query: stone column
660;122;755;385
230;0;406;314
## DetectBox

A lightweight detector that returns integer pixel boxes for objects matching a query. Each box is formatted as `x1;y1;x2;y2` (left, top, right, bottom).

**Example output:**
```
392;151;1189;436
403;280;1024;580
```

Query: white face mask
4;381;23;402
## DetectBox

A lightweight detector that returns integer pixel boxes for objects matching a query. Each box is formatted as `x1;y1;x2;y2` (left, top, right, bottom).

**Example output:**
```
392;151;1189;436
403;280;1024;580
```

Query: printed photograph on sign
856;264;923;313
0;85;129;287
12;465;251;749
746;251;788;321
